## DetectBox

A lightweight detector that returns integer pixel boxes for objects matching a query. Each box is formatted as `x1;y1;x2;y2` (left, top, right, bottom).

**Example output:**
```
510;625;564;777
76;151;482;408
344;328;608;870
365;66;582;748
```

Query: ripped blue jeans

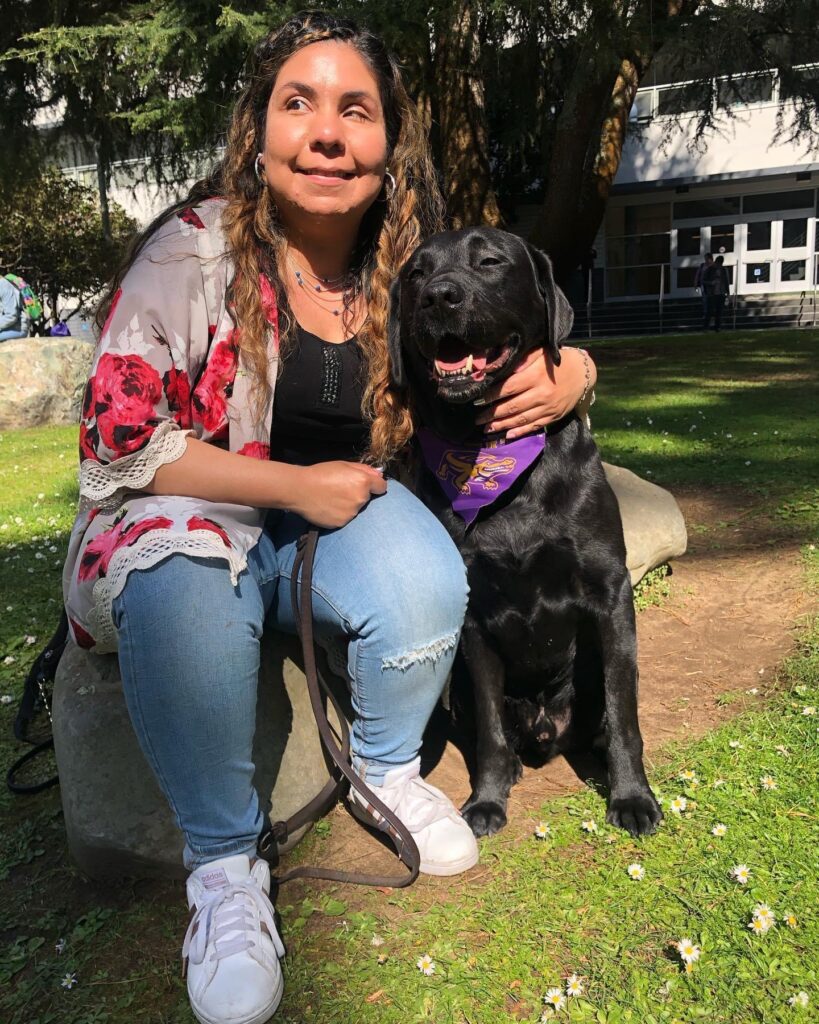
112;479;468;869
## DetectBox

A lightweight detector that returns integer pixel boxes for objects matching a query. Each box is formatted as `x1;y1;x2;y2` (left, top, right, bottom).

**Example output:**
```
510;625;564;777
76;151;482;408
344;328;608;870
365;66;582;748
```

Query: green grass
0;328;817;1023
278;587;819;1022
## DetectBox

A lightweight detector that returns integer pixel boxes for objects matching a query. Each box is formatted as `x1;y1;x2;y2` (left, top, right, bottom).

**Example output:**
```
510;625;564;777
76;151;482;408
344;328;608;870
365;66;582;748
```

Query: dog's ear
387;274;407;389
526;244;574;366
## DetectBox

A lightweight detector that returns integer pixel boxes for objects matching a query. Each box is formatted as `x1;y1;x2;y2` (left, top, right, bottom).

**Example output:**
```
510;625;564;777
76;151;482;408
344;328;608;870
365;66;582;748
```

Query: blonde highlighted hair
98;10;444;464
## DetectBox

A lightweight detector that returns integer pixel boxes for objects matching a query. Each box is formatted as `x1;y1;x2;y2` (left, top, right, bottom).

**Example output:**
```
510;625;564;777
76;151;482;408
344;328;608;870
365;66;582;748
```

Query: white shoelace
183;880;284;967
374;775;456;832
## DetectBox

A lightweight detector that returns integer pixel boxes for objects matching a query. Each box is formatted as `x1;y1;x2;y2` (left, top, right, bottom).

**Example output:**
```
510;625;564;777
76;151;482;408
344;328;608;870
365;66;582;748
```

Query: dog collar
417;427;548;526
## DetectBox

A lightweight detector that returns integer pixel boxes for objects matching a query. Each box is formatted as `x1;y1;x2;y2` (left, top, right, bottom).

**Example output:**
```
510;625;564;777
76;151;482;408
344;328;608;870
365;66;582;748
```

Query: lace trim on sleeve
88;529;248;653
79;422;191;513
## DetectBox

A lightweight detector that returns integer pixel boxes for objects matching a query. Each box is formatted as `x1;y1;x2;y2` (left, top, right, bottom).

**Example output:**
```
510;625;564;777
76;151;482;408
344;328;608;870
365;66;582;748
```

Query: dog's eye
408;267;425;281
480;256;503;267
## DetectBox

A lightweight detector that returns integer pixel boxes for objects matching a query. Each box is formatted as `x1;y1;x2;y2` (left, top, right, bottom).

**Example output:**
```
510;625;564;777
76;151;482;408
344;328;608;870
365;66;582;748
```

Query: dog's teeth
465;353;473;373
434;359;444;376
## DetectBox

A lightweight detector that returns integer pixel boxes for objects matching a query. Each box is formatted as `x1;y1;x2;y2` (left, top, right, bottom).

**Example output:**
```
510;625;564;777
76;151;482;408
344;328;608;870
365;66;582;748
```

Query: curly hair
97;10;444;464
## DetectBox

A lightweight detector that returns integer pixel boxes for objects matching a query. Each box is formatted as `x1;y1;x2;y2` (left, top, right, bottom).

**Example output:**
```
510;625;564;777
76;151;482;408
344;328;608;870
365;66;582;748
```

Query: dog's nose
421;279;465;310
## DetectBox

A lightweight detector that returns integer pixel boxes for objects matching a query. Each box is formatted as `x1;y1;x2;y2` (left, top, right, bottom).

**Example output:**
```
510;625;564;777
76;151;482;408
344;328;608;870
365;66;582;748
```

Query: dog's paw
606;791;663;836
461;799;508;837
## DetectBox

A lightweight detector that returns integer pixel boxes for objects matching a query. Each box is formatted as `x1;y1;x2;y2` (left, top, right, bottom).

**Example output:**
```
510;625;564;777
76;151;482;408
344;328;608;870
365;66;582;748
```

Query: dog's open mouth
431;337;514;383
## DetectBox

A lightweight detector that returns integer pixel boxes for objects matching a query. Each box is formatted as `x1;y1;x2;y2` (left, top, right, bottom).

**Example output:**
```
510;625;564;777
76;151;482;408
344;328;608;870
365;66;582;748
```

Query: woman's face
262;40;389;230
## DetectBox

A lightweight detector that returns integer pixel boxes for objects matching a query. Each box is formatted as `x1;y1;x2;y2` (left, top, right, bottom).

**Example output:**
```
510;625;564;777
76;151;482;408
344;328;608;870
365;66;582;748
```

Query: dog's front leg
459;620;522;837
595;583;662;836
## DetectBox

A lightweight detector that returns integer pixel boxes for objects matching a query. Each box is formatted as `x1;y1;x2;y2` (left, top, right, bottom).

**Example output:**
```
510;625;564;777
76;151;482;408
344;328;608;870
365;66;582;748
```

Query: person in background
0;274;29;341
694;251;713;322
702;254;730;332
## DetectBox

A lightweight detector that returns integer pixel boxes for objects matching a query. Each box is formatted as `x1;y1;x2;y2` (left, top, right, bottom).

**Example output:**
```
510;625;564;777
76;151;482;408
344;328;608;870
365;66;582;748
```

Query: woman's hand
293;462;387;528
474;346;597;440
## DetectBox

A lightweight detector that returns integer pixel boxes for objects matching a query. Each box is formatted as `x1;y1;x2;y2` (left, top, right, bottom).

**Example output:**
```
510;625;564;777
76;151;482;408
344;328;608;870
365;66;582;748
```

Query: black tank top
269;324;369;466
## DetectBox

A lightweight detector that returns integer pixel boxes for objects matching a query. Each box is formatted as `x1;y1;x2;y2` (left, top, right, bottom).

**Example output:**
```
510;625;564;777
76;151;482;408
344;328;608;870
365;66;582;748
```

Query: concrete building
590;67;819;331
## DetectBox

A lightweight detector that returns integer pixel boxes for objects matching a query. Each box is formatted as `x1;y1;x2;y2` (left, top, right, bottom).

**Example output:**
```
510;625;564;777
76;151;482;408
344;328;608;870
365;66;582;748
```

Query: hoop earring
255;154;266;185
384;171;396;200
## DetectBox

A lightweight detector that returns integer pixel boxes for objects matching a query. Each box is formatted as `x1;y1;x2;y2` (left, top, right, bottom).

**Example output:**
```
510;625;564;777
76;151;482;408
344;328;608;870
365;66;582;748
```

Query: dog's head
388;227;574;405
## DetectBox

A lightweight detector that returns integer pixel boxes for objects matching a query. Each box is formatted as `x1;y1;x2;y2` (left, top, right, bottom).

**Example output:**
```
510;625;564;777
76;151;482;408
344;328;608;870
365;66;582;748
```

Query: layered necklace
287;253;357;318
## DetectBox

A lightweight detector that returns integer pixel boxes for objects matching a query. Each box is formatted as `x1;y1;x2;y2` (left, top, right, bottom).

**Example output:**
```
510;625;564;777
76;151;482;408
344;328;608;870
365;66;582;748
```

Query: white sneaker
183;854;284;1024
350;757;479;876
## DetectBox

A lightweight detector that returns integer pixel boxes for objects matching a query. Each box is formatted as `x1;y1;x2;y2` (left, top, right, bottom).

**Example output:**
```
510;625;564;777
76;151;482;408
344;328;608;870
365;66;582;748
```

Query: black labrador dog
388;226;662;838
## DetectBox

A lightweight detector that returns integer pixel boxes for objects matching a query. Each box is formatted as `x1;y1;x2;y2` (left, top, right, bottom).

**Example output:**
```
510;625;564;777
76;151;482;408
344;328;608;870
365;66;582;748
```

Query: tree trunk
530;0;701;287
435;0;503;229
530;55;642;285
96;143;112;244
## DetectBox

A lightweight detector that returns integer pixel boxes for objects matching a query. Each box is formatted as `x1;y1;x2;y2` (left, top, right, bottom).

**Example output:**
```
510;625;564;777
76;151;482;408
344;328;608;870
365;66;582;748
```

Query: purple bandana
417;428;546;526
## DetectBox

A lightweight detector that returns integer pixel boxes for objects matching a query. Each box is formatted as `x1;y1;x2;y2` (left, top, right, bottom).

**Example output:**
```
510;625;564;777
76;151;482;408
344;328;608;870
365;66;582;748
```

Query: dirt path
279;486;814;883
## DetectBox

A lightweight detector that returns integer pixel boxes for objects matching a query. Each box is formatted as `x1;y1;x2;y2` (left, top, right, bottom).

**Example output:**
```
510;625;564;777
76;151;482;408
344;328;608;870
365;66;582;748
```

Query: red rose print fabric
65;199;279;653
78;510;173;582
187;515;232;547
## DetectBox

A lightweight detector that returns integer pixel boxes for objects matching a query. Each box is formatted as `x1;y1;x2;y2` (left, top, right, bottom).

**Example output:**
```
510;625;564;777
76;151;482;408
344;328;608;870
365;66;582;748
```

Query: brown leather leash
262;529;421;888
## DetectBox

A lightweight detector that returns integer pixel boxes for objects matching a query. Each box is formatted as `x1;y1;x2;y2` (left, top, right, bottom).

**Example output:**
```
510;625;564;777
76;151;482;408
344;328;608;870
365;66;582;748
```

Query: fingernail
473;397;486;407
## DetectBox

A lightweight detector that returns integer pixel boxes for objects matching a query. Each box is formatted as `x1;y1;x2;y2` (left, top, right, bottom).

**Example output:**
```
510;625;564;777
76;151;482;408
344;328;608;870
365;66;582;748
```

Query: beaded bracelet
578;348;595;407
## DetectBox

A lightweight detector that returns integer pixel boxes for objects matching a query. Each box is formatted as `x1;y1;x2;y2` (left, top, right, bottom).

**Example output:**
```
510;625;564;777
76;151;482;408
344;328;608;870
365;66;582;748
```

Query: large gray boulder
52;633;346;880
0;337;94;430
603;462;687;583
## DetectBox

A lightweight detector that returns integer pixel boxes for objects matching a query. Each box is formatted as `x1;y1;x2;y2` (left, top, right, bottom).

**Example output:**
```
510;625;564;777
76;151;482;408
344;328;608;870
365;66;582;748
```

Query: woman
63;12;596;1023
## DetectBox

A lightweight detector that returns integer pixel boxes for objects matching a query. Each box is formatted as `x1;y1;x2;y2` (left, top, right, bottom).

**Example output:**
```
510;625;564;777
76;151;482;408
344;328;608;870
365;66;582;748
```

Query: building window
717;73;774;108
676;226;702;256
743;191;814;214
673;196;741;219
780;260;806;283
677;267;698;288
711;224;735;254
747;221;772;250
745;262;771;284
606;234;670;268
607;266;670;298
656;82;710;116
782;218;808;248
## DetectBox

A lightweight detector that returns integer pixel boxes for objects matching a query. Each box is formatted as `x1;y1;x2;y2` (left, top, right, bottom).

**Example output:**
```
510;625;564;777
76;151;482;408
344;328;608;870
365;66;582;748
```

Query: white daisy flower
711;823;727;837
669;796;687;815
55;938;66;955
793;685;808;696
679;769;697;782
416;953;435;976
788;992;809;1008
731;864;751;885
565;974;583;997
627;863;645;881
370;934;384;947
534;822;551;840
61;972;78;989
729;740;743;749
748;916;773;935
752;904;775;926
802;707;816;716
543;987;566;1010
0;694;13;705
760;775;777;790
784;912;798;929
676;938;701;964
581;819;598;833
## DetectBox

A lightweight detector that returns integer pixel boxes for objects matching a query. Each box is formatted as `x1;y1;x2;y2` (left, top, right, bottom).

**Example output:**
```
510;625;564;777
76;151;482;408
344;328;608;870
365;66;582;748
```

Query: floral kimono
62;199;279;653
